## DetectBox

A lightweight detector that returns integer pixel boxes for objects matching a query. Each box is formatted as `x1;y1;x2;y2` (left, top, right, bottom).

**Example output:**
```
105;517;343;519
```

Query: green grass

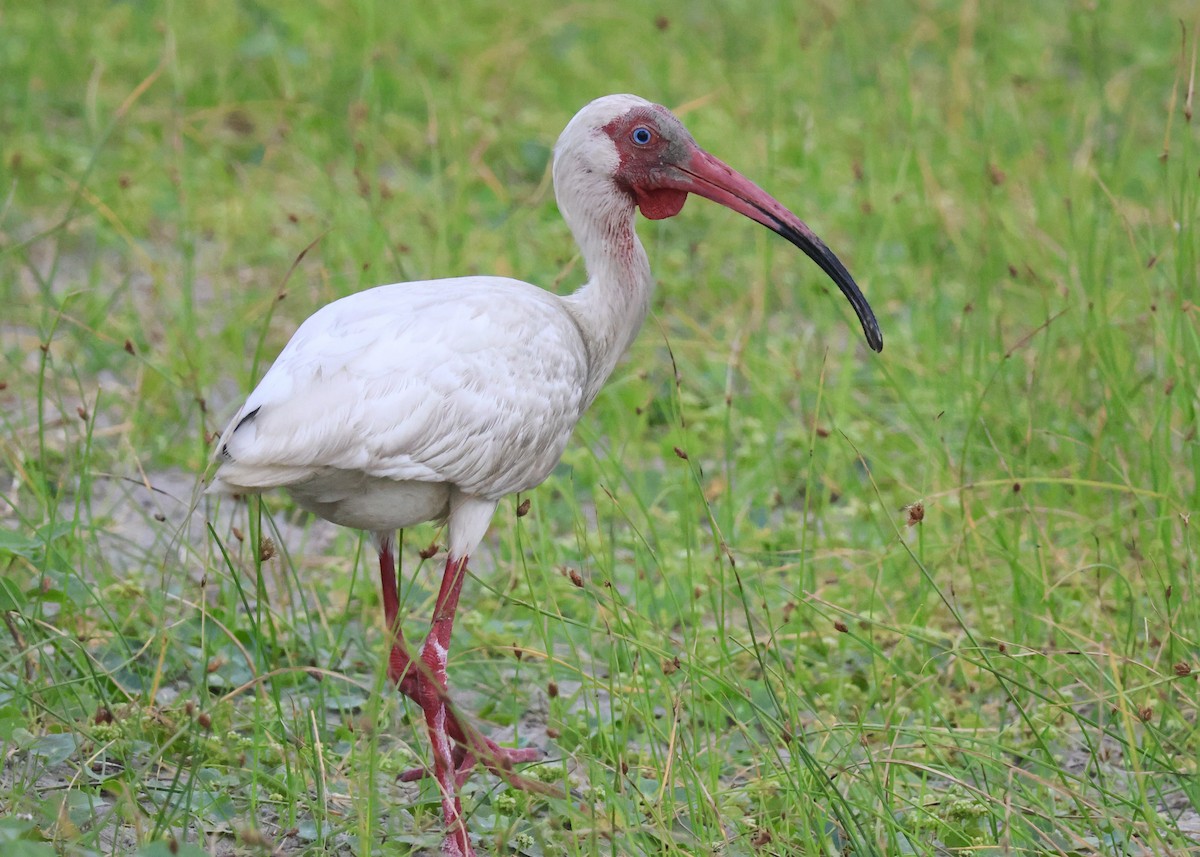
2;1;1198;855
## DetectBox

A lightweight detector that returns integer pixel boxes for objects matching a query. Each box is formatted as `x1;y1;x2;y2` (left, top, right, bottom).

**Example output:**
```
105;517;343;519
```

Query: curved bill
669;148;883;353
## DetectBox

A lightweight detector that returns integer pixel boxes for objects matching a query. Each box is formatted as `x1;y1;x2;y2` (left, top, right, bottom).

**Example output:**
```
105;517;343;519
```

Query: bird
209;93;882;857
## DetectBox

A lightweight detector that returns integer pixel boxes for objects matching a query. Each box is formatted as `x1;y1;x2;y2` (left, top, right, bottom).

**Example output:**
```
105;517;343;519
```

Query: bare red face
602;104;884;353
604;106;694;220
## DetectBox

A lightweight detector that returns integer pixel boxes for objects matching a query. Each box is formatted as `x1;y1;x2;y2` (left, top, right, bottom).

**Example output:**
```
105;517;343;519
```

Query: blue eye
632;126;652;145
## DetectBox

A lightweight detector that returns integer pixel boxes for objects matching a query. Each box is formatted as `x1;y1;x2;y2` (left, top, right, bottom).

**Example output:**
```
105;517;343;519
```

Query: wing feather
213;277;590;499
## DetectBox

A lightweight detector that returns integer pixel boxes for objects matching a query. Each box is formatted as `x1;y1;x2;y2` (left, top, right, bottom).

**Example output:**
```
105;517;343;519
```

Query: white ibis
209;94;882;856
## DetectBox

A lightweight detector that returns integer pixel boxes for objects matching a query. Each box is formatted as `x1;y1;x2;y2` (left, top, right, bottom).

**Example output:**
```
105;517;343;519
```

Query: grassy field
2;1;1198;855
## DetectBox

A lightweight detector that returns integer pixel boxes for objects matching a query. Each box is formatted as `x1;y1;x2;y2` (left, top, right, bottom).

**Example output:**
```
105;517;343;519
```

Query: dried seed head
418;542;440;560
258;537;276;562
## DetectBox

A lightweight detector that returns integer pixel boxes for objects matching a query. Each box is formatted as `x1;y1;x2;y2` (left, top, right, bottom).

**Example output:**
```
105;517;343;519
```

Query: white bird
210;93;882;857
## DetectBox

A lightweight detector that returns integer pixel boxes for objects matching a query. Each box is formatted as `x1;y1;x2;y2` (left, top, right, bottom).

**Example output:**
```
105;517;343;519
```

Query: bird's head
553;94;883;353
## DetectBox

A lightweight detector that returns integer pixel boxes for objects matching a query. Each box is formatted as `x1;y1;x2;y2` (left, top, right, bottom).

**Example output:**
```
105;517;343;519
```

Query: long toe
397;740;547;789
455;742;547;791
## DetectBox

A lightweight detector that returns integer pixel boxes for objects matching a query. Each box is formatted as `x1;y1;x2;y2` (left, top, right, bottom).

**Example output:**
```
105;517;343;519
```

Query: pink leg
418;554;472;856
376;541;552;854
378;541;544;782
378;537;415;690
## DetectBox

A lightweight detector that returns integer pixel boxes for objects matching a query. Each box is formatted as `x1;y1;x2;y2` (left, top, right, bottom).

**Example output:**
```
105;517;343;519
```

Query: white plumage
212;278;590;532
208;93;881;857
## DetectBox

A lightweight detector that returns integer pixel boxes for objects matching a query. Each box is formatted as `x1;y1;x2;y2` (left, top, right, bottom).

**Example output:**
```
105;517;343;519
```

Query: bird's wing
212;277;590;498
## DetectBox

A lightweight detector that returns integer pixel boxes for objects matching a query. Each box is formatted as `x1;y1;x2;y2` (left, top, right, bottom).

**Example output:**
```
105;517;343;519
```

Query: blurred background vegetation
1;2;1197;855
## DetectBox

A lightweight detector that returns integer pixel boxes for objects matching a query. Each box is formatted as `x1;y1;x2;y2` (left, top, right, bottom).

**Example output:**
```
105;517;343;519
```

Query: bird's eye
631;126;653;145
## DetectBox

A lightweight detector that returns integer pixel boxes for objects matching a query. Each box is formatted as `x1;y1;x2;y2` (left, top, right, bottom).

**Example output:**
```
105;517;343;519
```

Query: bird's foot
396;652;560;795
454;741;546;789
399;736;552;793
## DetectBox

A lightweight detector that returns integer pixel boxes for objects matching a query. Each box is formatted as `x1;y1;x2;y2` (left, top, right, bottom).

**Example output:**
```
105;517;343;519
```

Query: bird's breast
285;471;452;532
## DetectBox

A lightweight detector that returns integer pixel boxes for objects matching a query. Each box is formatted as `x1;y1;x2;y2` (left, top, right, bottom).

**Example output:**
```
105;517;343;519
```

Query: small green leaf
0;818;54;856
0;531;41;560
28;732;77;765
4;843;57;857
0;576;26;611
0;816;39;843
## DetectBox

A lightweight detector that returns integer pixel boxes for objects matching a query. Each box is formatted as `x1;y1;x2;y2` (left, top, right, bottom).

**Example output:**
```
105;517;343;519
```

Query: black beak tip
846;294;883;353
866;322;883;353
760;212;884;355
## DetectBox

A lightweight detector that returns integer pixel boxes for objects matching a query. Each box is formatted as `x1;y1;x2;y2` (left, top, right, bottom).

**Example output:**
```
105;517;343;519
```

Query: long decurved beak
664;148;883;353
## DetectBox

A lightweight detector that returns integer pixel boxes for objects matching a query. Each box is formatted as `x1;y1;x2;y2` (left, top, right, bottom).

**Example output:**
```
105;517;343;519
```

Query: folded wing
212;277;591;500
